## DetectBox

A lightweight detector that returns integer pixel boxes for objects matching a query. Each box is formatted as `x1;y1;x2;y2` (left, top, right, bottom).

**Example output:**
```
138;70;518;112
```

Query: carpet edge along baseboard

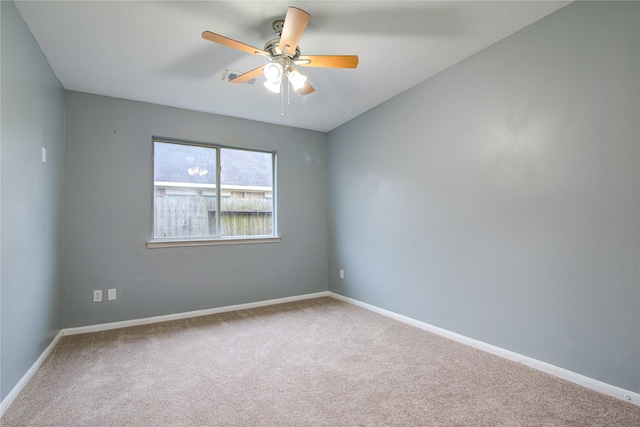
2;290;638;419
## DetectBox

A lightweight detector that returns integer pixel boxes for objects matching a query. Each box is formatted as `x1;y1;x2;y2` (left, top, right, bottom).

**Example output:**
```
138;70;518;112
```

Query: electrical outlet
340;269;344;279
93;290;102;302
108;288;117;301
42;147;47;163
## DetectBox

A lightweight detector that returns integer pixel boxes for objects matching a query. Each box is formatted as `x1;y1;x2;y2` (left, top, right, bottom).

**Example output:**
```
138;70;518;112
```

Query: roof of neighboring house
154;142;272;187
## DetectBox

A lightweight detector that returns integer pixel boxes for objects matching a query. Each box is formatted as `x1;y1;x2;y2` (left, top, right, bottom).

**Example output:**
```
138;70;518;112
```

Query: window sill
146;236;281;249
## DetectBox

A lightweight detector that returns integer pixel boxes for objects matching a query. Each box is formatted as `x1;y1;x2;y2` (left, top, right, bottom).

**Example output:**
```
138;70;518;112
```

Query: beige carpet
3;297;639;426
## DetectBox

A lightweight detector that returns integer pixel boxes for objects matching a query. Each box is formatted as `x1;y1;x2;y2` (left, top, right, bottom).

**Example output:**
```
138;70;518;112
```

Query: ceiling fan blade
298;81;315;95
296;55;359;69
278;7;310;56
202;31;267;56
229;65;265;84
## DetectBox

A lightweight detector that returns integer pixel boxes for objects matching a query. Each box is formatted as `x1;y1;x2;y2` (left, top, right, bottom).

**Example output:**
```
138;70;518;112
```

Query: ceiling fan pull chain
281;80;285;118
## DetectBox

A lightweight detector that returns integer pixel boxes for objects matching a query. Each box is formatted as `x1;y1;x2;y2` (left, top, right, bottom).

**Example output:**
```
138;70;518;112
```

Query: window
149;139;277;247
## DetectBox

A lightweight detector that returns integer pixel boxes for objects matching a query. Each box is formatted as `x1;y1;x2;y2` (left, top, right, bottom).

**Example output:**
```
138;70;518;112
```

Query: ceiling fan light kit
264;79;282;94
202;5;358;100
288;69;307;91
264;63;284;83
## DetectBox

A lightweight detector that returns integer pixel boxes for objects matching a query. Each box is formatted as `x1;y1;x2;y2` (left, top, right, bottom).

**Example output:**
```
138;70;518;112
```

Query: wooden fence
154;195;272;238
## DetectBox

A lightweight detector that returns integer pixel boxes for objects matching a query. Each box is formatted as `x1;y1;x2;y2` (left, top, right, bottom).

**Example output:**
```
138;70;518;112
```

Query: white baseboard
328;292;640;407
63;291;332;335
0;330;64;417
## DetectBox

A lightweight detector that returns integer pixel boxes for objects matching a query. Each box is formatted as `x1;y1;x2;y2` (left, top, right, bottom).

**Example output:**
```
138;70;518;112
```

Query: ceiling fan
202;6;358;96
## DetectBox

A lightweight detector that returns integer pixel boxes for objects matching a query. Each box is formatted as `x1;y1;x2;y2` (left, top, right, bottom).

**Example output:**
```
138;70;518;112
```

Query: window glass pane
220;148;273;237
153;142;217;238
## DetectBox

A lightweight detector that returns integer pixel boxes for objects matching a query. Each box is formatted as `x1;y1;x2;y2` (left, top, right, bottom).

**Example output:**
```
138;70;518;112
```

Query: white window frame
146;137;280;249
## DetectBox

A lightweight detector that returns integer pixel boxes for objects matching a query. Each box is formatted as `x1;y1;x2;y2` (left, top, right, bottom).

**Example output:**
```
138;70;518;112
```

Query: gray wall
328;1;640;393
63;92;328;327
1;1;65;401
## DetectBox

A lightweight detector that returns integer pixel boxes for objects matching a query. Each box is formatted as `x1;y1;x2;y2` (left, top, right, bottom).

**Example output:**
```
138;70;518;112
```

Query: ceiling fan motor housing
264;38;301;60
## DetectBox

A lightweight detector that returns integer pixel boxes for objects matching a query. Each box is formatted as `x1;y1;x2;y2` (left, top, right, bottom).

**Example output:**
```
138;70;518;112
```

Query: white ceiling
15;1;570;132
